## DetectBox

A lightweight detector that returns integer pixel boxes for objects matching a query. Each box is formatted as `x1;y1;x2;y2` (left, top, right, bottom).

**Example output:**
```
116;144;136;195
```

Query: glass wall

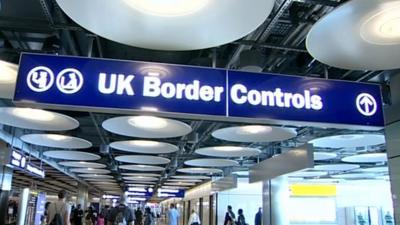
287;179;394;225
217;178;263;225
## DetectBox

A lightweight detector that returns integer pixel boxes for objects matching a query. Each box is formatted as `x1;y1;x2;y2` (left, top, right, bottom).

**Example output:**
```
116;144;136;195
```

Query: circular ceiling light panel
110;140;178;154
164;182;196;186
288;171;328;178
127;184;153;187
184;159;239;167
124;181;156;185
115;155;170;165
0;60;18;99
357;167;388;173
306;0;400;70
331;173;377;179
195;146;261;158
314;164;360;172
0;107;79;131
79;174;113;179
86;179;115;182
70;168;110;174
212;126;297;143
102;116;192;138
123;176;159;181
168;179;202;183
119;164;165;171
341;153;387;163
171;175;210;180
177;168;223;174
21;134;92;149
55;0;274;50
91;183;119;186
121;173;161;177
314;152;337;161
309;134;385;148
59;161;107;168
44;151;100;161
162;186;189;190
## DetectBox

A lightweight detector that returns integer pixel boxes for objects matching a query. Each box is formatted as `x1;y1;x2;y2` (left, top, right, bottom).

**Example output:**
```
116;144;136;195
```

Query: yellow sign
290;184;336;196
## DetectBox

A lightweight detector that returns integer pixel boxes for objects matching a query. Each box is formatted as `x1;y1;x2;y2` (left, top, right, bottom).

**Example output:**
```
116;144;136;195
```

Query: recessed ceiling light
12;108;55;121
214;146;242;152
46;134;67;141
239;125;271;134
361;5;400;45
130;140;159;147
128;116;167;129
122;0;210;17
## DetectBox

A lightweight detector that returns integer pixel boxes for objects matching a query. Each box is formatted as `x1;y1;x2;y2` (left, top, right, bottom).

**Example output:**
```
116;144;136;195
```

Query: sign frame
14;53;385;131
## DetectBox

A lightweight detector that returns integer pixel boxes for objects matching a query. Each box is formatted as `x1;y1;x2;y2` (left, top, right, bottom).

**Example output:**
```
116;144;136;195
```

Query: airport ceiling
0;0;390;197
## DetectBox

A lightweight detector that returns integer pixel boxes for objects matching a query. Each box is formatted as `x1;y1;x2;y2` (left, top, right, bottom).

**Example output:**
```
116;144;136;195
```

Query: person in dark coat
236;209;246;225
255;208;262;225
224;206;235;225
135;208;143;225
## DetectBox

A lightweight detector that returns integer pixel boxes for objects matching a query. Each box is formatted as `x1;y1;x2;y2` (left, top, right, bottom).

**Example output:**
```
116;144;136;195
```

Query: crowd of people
43;190;262;225
43;190;159;225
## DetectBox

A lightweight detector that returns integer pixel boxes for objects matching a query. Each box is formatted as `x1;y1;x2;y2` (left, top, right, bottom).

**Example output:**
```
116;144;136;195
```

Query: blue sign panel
34;193;46;225
157;189;185;198
9;149;45;178
228;71;384;127
14;53;384;128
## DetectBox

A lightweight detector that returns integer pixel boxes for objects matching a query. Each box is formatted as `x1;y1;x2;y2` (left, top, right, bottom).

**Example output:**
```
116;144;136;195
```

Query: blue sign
157;189;185;198
14;53;384;128
10;149;45;178
34;193;46;225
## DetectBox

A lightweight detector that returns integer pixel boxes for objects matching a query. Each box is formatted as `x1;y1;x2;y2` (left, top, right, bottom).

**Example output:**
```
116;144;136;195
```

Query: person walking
236;209;246;225
224;206;235;225
167;204;179;225
107;197;134;225
47;190;71;225
143;207;154;225
74;204;84;225
188;210;200;225
135;208;143;225
254;208;262;225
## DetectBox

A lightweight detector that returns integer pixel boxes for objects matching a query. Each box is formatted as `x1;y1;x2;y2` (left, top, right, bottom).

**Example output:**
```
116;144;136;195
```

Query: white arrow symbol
359;96;373;113
356;93;377;116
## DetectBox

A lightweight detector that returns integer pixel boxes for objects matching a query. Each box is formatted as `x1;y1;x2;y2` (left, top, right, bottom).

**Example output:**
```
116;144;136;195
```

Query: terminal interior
0;1;398;225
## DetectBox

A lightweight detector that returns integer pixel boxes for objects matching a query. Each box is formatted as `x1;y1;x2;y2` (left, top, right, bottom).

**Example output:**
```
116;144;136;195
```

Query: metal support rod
232;41;308;53
212;48;217;68
87;35;94;57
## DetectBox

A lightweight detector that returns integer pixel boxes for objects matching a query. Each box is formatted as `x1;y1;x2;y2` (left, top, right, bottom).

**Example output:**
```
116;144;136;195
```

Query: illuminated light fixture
214;146;242;152
46;134;68;141
55;0;274;50
130;140;159;147
123;0;210;17
13;108;55;122
309;134;384;148
128;116;168;129
140;107;159;112
332;135;363;140
0;60;17;83
306;0;400;70
360;5;400;45
239;125;271;134
212;125;297;143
